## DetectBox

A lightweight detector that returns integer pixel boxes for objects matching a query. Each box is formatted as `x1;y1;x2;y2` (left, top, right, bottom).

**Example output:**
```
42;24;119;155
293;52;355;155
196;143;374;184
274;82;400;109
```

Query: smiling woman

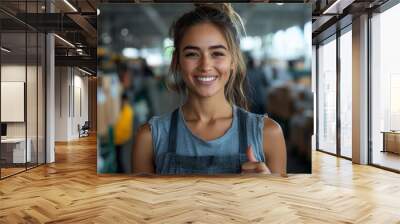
132;3;287;175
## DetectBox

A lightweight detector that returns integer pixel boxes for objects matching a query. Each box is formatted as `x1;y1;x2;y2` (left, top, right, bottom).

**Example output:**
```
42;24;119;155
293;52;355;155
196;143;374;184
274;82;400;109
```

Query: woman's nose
198;55;212;72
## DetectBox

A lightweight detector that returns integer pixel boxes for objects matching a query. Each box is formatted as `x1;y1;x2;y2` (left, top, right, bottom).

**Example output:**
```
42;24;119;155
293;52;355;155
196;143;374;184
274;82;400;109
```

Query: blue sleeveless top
148;105;266;174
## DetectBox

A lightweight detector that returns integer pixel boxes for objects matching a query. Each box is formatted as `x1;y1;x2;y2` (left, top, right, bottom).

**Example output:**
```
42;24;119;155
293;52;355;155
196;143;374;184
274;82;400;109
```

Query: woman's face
178;22;232;98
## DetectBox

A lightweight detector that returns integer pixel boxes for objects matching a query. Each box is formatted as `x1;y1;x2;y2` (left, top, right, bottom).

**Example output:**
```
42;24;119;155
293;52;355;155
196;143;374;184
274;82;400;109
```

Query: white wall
1;65;26;142
55;67;89;141
1;64;46;164
1;65;32;138
55;67;69;141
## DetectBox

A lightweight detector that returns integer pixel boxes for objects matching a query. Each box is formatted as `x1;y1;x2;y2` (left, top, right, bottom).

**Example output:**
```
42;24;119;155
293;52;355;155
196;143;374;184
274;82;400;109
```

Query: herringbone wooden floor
1;135;399;224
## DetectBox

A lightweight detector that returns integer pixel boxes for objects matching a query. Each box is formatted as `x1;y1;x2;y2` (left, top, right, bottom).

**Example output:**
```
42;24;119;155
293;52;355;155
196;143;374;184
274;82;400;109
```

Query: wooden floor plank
0;135;399;223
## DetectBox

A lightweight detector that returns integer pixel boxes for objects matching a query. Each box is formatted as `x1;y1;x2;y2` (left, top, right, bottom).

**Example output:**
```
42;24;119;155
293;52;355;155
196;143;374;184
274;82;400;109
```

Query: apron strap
167;108;179;153
237;107;248;154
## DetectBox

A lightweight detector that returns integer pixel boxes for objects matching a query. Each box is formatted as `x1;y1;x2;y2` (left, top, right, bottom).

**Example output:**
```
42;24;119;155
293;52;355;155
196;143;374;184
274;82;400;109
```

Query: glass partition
1;30;28;177
0;1;46;179
317;36;337;154
27;30;38;169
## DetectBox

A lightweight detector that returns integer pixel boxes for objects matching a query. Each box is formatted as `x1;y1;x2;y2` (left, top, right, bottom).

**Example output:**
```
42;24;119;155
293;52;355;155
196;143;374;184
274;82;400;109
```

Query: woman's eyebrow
182;45;200;51
182;45;227;51
209;45;227;50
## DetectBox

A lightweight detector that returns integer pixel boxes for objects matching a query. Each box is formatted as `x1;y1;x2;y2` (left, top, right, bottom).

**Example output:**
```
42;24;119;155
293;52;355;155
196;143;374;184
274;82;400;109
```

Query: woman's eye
184;52;198;57
212;52;225;57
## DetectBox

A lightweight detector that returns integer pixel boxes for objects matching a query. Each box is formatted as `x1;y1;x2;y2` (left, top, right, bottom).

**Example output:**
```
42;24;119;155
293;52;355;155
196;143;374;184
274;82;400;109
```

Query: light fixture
122;48;139;58
54;34;75;48
63;0;78;12
322;0;340;14
78;67;93;76
1;47;11;53
121;28;129;37
322;0;353;15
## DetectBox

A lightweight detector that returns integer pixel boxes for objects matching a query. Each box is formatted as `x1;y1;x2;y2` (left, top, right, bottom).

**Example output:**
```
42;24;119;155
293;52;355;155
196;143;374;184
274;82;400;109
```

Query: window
339;29;352;158
317;37;337;154
371;3;400;171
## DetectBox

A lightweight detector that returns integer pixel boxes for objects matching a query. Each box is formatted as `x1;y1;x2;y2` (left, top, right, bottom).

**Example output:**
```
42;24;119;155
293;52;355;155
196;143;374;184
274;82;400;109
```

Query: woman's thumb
246;145;257;162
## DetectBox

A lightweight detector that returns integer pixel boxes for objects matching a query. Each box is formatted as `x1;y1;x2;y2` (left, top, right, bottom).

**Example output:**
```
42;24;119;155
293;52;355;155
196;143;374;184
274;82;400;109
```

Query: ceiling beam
55;55;96;71
67;13;97;39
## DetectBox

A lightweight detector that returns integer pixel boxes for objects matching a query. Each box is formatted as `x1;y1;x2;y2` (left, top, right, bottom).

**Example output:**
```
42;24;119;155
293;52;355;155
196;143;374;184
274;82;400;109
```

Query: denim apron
156;108;250;174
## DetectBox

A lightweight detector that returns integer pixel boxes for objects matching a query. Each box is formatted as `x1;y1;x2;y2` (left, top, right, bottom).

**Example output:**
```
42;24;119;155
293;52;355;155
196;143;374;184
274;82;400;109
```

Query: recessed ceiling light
78;67;93;76
54;34;75;48
63;0;78;12
1;47;11;53
322;0;345;15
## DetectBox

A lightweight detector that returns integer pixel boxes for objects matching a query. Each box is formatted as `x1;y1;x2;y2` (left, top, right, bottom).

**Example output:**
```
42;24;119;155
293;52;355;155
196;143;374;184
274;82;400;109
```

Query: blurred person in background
139;57;155;78
262;58;292;87
131;58;155;125
114;92;134;173
133;3;286;175
117;61;134;101
245;52;269;115
114;62;135;173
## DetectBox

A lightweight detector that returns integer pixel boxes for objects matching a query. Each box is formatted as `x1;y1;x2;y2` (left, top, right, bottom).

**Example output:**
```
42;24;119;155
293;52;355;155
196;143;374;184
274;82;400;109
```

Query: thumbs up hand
241;145;271;174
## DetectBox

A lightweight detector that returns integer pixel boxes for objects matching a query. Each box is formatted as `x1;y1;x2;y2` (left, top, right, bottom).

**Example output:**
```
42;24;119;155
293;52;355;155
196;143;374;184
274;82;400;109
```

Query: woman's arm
263;117;287;175
132;123;155;174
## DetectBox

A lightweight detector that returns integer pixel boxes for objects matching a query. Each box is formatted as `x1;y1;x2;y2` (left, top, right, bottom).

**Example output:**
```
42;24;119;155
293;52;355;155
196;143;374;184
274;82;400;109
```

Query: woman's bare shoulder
135;123;152;141
261;116;287;174
133;122;155;173
262;116;283;135
138;122;151;133
135;123;153;148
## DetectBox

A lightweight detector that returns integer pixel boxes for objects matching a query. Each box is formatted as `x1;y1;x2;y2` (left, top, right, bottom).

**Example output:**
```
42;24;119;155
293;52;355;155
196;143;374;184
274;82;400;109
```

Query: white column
55;67;73;141
352;14;369;164
46;1;55;163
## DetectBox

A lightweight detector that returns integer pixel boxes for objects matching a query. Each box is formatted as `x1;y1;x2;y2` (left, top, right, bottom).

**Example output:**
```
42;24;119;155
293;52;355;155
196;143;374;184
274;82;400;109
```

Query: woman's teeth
196;76;217;82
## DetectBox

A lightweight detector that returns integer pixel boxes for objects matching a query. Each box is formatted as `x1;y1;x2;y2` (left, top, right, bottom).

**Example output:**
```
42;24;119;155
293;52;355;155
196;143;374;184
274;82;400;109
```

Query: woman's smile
194;75;219;85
